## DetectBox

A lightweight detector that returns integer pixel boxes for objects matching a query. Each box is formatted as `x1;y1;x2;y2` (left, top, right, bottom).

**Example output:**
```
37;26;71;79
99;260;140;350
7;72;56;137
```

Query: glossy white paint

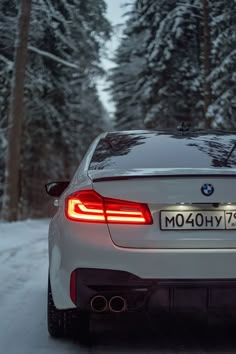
48;131;236;309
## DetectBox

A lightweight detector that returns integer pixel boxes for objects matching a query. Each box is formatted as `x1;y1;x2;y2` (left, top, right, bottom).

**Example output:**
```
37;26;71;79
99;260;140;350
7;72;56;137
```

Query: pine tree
21;0;111;218
110;0;203;129
110;14;147;130
0;0;112;219
0;0;17;210
208;0;236;129
1;0;32;221
110;0;235;131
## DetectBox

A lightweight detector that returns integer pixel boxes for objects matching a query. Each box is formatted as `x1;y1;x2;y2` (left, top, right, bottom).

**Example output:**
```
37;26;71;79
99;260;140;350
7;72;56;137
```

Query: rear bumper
49;219;236;309
50;242;236;309
72;268;236;313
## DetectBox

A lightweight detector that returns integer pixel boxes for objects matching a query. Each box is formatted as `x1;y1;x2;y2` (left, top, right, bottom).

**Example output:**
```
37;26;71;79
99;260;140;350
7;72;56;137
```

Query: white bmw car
46;129;236;340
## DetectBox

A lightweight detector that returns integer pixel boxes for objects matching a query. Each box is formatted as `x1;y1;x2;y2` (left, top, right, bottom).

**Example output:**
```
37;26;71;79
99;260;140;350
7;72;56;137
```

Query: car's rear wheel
47;277;90;343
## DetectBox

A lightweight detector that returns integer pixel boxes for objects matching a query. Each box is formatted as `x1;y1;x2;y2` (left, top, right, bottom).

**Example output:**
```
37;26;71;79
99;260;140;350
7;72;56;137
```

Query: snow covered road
1;219;236;354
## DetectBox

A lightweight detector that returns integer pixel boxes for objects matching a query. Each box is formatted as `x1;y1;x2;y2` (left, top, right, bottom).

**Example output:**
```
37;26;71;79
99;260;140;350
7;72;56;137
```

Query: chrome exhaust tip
90;295;108;313
109;296;127;313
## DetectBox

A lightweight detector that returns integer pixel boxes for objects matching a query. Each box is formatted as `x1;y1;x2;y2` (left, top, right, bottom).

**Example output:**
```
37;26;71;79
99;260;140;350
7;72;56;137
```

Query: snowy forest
0;0;235;221
110;0;236;130
0;0;111;220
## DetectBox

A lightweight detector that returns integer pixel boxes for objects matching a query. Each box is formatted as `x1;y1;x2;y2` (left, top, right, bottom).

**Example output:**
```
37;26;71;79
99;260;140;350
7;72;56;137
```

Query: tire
47;277;90;343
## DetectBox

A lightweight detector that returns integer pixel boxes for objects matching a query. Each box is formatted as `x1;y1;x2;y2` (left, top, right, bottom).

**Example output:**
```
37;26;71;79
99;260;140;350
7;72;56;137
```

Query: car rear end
50;130;236;316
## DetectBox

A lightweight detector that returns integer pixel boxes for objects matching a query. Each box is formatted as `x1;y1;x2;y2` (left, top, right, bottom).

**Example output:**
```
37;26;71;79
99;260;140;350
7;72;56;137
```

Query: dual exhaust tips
90;295;127;313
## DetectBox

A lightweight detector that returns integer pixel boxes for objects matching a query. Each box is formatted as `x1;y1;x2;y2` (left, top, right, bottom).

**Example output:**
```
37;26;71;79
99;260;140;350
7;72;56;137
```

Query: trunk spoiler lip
92;174;236;182
88;168;236;183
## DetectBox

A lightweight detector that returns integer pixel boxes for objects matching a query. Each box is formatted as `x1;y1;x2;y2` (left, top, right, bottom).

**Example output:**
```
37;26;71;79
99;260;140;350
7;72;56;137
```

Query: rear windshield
89;132;236;170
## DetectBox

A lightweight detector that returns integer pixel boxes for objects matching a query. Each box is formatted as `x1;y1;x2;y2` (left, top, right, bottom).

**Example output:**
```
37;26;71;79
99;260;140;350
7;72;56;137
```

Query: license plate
160;210;236;230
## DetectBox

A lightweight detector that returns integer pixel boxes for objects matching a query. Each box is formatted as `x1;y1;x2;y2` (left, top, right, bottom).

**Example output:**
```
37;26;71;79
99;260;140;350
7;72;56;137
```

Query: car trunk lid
89;169;236;249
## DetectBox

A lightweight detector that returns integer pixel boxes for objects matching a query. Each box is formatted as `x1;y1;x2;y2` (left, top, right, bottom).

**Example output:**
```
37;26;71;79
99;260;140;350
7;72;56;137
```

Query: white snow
28;46;79;70
0;219;235;354
0;219;83;354
0;54;13;68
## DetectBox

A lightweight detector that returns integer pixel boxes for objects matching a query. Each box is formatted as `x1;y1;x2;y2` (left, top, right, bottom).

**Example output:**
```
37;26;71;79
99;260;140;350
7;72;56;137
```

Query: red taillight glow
65;190;153;224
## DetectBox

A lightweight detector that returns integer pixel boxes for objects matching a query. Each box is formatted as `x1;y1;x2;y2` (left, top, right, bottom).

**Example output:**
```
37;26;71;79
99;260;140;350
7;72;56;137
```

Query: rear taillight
65;190;153;224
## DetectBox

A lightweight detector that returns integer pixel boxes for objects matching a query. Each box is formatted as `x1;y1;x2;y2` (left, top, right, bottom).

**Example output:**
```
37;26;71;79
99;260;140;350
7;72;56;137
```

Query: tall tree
208;0;236;129
3;0;32;221
110;0;204;129
0;0;112;219
110;0;235;131
202;0;212;128
109;15;147;130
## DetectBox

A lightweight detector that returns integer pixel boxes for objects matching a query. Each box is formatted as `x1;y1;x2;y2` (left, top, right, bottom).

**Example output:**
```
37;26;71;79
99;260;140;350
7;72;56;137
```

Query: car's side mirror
45;181;70;197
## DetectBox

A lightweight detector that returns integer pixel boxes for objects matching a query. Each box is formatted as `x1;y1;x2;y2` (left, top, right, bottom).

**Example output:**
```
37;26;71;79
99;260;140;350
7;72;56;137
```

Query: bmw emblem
201;184;214;197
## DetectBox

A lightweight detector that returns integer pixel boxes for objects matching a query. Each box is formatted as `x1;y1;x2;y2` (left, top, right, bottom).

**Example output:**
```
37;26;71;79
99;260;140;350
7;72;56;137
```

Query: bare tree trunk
202;0;212;128
2;0;32;221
